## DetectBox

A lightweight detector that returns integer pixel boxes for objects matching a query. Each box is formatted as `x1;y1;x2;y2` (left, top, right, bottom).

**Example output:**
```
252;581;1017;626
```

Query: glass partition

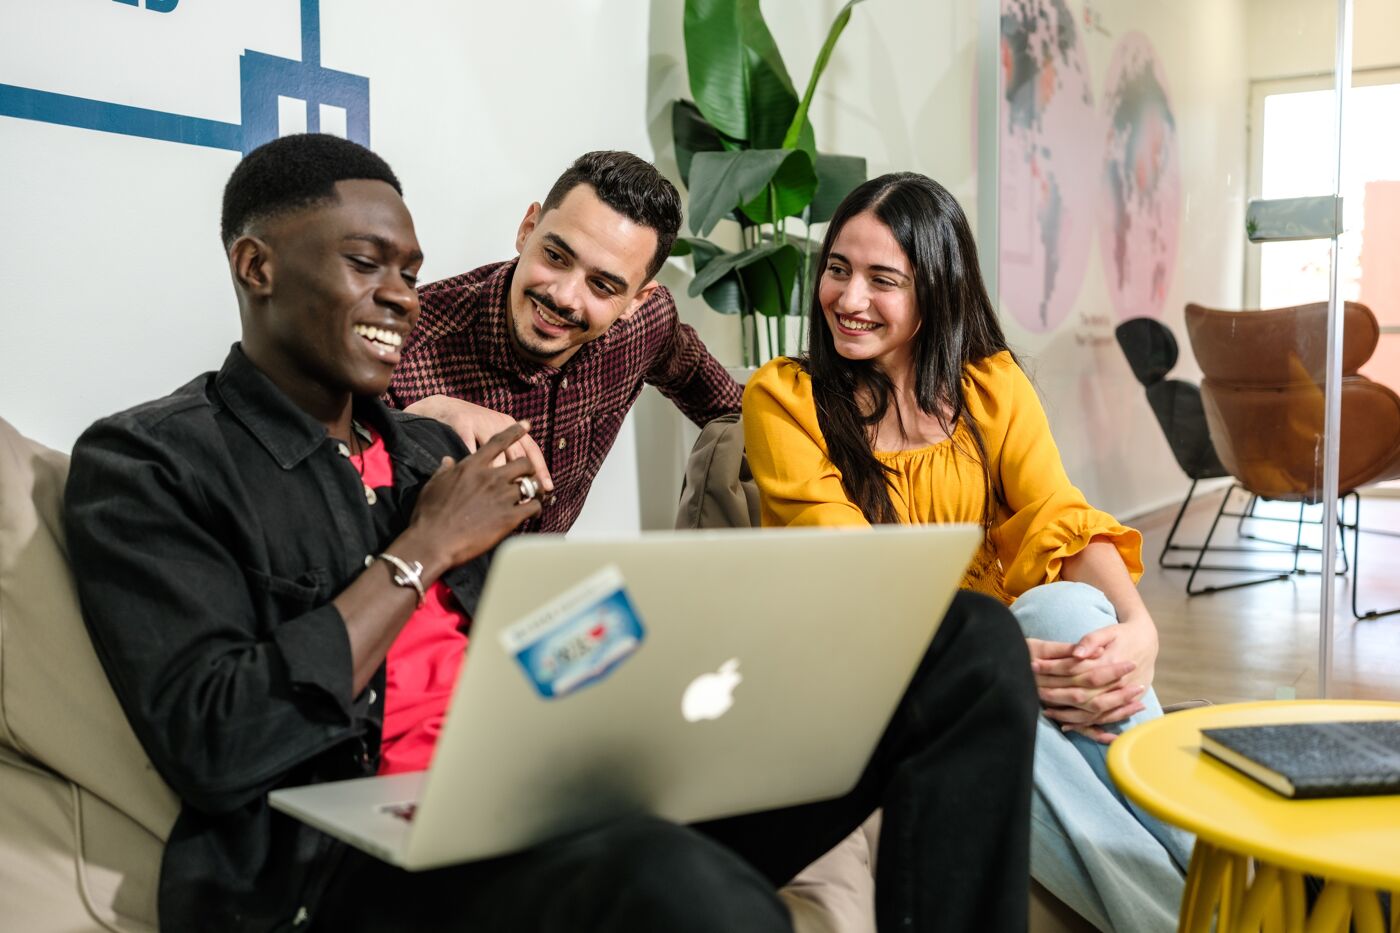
979;0;1400;705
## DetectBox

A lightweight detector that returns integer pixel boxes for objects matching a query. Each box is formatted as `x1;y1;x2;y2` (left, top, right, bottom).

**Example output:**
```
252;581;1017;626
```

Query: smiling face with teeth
506;184;659;368
232;178;423;428
818;210;921;378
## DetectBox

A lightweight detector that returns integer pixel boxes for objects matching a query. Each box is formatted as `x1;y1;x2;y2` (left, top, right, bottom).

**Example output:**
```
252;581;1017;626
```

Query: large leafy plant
671;0;868;366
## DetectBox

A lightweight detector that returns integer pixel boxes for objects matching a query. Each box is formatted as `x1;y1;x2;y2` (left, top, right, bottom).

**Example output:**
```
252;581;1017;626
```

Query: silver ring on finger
517;475;539;504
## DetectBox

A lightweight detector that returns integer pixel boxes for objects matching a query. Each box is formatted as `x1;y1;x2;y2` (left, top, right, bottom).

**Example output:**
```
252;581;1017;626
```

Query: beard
508;288;588;362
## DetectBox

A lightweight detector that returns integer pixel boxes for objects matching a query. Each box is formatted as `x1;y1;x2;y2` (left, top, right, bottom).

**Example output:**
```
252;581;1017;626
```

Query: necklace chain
349;421;377;505
349;420;367;478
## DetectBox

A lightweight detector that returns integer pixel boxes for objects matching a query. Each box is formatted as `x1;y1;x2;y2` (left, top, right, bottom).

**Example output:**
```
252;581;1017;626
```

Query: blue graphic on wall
0;0;368;155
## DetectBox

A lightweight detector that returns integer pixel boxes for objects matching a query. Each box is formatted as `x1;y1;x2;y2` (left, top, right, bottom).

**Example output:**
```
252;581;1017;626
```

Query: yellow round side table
1107;700;1400;933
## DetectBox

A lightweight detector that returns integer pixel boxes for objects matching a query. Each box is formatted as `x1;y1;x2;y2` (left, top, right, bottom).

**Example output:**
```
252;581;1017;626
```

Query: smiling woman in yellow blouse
743;172;1192;933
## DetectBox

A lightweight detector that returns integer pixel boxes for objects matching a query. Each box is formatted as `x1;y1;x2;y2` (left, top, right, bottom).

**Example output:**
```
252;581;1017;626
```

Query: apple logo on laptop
682;659;742;722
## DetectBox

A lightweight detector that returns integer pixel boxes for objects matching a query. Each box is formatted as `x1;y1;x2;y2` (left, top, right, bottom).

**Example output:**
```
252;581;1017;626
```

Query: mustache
525;289;586;329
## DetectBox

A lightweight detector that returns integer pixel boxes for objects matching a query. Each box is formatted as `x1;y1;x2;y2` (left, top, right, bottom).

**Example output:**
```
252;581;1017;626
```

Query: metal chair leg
1350;493;1400;620
1336;494;1350;575
1163;485;1310;572
1186;485;1292;596
1291;500;1306;574
1159;478;1198;568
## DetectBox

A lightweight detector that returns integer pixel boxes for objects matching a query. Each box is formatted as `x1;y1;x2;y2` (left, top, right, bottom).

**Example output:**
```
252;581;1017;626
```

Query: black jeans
313;592;1039;933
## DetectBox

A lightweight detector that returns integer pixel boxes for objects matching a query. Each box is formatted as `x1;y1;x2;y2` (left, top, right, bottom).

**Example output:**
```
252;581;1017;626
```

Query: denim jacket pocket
243;566;329;623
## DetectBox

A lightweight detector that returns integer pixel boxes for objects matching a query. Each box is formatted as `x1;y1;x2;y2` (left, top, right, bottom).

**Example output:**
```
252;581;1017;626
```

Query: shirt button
557;437;567;450
293;906;310;926
367;688;378;705
337;442;351;458
561;376;569;389
546;494;555;505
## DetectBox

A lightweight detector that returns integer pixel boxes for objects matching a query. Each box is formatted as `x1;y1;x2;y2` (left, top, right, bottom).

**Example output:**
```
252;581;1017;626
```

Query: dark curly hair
220;133;402;248
542;151;682;281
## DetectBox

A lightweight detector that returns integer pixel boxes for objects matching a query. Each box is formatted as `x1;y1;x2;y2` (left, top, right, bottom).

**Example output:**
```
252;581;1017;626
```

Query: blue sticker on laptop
498;565;645;699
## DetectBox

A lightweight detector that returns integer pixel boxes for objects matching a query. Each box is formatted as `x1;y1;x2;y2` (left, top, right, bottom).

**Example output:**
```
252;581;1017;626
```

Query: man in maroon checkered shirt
386;151;741;533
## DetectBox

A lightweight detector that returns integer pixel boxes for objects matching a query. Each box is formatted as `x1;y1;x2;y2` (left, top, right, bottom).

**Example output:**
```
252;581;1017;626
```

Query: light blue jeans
1011;582;1194;933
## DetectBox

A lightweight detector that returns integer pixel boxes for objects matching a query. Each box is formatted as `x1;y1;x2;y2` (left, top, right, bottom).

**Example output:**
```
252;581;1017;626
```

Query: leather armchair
1184;301;1400;616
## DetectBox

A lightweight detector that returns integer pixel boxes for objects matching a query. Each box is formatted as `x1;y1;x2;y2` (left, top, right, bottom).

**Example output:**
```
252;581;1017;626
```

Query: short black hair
541;151;682;281
220;133;402;248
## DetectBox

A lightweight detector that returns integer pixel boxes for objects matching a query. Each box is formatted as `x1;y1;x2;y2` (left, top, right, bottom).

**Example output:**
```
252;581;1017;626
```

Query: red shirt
351;427;467;775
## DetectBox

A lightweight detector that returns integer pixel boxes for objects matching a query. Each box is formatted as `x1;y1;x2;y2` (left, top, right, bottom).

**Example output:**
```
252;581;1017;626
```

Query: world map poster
999;0;1181;331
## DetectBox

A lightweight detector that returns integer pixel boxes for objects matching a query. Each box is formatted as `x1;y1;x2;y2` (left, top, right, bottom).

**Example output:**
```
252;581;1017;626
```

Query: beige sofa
0;413;1092;932
0;415;173;931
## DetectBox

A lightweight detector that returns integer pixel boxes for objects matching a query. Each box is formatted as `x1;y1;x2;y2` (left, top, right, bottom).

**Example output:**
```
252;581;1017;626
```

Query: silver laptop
270;524;979;871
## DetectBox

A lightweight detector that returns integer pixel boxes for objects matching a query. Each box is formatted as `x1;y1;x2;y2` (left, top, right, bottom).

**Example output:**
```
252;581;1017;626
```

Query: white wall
1248;0;1400;80
7;1;1369;532
0;0;653;533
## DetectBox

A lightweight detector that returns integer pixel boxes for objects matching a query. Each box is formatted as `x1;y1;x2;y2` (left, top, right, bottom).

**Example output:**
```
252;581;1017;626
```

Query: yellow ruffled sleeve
742;358;870;528
971;353;1144;596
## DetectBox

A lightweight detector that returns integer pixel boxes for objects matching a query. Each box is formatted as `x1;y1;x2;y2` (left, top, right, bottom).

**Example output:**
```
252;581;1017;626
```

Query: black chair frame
1160;483;1343;572
1116;318;1323;576
1185;488;1399;619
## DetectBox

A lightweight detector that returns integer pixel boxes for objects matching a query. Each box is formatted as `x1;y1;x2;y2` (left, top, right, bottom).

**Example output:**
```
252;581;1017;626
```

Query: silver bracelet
375;552;426;607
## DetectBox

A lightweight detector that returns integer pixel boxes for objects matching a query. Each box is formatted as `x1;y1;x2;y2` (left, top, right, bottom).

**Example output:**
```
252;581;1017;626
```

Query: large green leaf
745;51;804;151
809;153;868;224
782;0;866;150
688;149;813;236
686;241;780;296
671;100;730;189
738;242;802;317
761;231;823;314
673;237;744;313
792;119;817;162
738;148;818;225
683;0;799;144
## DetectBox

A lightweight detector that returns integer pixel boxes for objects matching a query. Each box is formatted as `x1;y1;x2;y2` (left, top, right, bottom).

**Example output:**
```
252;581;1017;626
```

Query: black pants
313;592;1039;933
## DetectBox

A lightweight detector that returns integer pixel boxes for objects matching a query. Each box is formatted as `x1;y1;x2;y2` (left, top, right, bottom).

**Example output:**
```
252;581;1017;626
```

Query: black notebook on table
1200;720;1400;799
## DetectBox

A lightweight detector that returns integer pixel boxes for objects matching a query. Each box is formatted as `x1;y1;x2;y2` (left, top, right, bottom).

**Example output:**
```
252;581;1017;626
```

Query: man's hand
405;395;554;492
1027;617;1159;744
396;423;544;576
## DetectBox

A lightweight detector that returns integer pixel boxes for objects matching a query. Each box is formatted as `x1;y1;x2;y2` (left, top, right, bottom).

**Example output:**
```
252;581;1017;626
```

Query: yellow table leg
1223;852;1249;927
1353;886;1385;933
1178;848;1392;933
1281;870;1306;933
1238;863;1282;931
1180;842;1221;933
1263;892;1285;933
1305;881;1352;933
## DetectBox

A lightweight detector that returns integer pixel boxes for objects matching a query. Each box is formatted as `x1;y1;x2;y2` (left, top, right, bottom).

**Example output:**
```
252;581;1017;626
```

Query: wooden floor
1134;486;1400;707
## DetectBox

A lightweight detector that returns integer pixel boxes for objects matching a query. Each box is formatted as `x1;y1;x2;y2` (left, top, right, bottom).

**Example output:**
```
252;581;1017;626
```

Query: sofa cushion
674;413;760;530
0;747;160;932
0;415;178;842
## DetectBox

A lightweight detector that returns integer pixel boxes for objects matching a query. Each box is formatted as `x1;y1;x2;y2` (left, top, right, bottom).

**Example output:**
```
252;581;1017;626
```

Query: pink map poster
1097;31;1181;320
999;0;1099;333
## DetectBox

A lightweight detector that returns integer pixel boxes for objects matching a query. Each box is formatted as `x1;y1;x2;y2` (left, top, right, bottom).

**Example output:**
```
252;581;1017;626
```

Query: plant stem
799;210;815;355
770;185;781;245
736;274;753;368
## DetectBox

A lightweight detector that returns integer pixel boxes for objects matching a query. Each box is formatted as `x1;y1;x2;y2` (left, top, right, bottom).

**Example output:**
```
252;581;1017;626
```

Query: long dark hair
802;172;1012;525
